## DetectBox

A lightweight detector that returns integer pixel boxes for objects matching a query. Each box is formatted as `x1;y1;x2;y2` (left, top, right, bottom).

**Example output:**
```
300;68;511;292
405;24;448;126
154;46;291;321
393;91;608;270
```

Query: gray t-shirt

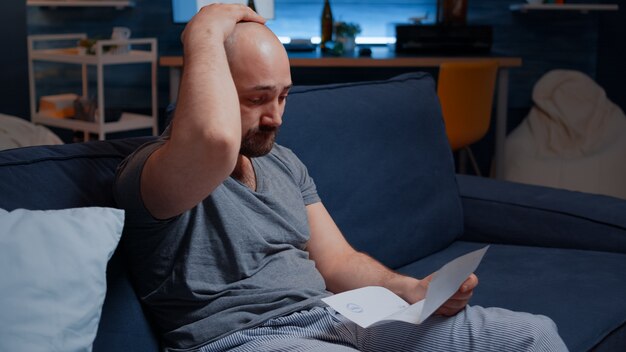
114;138;330;351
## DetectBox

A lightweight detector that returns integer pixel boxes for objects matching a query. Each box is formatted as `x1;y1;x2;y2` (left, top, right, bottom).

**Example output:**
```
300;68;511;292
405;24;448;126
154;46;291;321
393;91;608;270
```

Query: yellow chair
437;60;498;176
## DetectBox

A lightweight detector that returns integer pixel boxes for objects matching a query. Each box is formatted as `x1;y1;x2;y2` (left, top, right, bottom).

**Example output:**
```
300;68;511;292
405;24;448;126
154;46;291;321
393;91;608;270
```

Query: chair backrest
437;61;498;151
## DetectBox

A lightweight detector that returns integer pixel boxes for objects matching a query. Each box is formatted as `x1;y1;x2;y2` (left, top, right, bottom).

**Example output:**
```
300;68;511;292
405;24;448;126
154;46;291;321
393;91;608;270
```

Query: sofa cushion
0;207;123;352
278;72;463;268
457;174;626;254
0;138;159;352
398;241;626;351
0;137;153;211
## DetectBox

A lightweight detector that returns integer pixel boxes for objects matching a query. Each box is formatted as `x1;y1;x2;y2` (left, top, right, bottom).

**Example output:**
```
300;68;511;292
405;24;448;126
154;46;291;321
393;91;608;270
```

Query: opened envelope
322;246;489;328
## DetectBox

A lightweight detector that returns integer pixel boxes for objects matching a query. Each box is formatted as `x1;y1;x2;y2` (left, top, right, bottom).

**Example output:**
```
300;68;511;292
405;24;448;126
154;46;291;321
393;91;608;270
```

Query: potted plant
334;21;361;53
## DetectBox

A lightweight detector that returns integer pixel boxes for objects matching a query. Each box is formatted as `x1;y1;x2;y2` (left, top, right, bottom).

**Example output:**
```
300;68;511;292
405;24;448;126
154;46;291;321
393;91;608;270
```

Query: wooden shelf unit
27;0;134;9
28;34;158;141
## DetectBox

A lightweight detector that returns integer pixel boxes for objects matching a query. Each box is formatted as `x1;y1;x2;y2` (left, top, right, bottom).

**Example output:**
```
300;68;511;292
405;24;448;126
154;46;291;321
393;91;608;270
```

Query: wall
27;3;177;121
1;0;29;119
25;0;624;153
467;0;609;173
596;1;626;111
27;0;621;111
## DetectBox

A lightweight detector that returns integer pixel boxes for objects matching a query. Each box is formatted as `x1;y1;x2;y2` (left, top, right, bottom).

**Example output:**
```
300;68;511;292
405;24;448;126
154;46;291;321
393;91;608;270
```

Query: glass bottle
247;0;256;12
321;0;333;51
437;0;468;25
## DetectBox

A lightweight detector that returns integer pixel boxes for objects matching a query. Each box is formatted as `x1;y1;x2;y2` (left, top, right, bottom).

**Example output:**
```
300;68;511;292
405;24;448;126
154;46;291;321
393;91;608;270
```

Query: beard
240;125;278;158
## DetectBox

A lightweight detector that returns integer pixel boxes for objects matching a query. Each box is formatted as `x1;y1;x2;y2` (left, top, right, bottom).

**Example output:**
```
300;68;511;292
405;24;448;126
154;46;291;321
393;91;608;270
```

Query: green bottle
247;0;256;12
320;0;333;51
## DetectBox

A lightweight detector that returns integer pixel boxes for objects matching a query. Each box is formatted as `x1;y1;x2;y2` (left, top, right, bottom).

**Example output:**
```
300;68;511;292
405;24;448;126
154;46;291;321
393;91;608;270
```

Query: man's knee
466;306;568;351
518;315;568;351
488;311;567;351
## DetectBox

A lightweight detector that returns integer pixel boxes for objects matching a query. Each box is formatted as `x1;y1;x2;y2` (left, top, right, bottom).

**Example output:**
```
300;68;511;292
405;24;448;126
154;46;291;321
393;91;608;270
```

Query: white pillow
0;113;63;151
0;207;124;352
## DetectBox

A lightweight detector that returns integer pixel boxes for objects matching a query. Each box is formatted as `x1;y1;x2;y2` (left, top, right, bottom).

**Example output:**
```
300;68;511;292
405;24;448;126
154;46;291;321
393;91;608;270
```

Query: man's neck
231;155;257;191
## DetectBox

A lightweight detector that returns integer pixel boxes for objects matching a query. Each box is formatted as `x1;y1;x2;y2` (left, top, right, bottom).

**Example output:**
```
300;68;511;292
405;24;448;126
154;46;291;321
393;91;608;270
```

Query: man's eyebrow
251;84;293;92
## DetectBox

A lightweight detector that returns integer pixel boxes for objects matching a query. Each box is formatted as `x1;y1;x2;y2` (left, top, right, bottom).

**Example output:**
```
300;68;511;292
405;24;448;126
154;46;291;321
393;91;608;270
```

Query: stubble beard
240;126;278;158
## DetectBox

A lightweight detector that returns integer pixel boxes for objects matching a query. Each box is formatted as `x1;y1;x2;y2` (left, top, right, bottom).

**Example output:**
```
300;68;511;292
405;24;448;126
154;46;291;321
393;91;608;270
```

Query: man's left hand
422;273;478;316
403;273;478;317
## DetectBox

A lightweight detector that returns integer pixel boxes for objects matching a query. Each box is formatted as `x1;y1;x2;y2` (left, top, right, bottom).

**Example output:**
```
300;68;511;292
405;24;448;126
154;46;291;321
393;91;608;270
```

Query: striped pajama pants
198;305;569;352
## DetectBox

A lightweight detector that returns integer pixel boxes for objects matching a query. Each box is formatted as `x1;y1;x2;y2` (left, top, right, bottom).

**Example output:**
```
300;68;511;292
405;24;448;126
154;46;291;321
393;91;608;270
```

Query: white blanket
503;70;626;199
0;113;63;151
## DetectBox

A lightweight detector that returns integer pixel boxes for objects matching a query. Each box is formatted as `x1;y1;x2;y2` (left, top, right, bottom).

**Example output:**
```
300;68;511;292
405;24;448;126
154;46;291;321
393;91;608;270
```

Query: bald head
225;22;289;80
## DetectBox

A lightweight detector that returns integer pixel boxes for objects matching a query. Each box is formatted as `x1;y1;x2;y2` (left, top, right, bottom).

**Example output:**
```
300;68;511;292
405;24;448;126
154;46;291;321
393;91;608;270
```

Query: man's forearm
307;203;472;310
324;250;421;304
172;38;241;153
137;4;265;220
306;203;424;304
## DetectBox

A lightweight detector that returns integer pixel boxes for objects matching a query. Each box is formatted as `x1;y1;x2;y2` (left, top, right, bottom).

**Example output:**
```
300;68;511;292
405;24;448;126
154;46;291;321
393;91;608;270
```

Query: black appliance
393;25;492;54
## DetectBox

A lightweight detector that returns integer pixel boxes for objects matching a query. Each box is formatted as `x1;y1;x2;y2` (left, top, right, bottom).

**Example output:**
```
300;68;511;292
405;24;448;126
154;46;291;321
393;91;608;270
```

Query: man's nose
261;101;283;127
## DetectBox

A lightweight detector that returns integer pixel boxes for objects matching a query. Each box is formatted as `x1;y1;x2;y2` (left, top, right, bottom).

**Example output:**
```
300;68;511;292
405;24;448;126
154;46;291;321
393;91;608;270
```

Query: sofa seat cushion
278;72;462;268
397;241;626;351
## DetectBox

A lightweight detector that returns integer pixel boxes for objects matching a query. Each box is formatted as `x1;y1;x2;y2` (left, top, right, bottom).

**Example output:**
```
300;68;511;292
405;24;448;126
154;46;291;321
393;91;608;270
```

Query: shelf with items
28;33;158;141
33;112;154;134
27;0;134;9
510;3;619;14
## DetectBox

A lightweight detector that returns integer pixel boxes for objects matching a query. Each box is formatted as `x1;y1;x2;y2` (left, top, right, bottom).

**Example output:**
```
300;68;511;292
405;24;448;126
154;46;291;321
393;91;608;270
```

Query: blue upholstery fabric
457;175;626;254
0;138;152;211
593;322;626;352
0;138;159;352
278;73;463;268
93;251;159;352
397;241;626;352
2;72;626;351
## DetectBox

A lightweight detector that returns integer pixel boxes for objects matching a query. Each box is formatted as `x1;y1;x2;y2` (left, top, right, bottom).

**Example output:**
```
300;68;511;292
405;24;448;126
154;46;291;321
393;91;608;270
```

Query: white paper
322;246;489;328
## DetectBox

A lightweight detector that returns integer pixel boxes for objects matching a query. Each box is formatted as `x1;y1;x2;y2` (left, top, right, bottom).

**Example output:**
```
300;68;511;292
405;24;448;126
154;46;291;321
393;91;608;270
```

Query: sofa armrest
456;175;626;254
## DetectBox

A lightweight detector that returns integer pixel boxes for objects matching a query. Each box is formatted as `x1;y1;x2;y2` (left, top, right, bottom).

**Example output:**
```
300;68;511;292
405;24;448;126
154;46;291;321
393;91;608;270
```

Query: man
115;4;568;351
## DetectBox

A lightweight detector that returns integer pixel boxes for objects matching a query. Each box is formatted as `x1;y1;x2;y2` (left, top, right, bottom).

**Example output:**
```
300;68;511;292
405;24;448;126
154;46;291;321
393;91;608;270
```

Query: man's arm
141;4;265;220
306;202;478;316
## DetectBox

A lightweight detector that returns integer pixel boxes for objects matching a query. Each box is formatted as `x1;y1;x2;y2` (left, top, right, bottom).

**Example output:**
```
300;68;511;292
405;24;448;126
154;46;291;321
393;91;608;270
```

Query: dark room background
2;0;625;167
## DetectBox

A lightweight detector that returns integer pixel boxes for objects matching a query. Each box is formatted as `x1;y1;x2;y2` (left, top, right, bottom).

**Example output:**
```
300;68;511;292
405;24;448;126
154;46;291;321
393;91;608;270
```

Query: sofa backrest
278;72;463;269
0;72;462;350
0;138;151;211
0;137;159;352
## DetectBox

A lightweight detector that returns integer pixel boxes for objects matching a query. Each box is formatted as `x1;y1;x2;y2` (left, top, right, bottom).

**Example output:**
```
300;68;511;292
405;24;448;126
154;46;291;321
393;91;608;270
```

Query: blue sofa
1;73;625;351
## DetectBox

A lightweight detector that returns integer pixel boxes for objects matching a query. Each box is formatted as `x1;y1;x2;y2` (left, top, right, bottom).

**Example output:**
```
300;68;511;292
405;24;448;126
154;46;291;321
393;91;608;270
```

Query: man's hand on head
142;5;269;221
181;3;266;49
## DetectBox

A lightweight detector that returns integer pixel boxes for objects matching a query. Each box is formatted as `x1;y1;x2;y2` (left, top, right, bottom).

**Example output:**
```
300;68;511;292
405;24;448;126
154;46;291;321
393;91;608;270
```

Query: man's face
230;41;292;158
237;80;292;158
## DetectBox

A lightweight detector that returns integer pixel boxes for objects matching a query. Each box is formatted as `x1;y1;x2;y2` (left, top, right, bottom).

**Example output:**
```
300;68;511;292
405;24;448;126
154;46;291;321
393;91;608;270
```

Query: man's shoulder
269;143;292;156
116;138;166;178
261;144;313;185
266;143;304;166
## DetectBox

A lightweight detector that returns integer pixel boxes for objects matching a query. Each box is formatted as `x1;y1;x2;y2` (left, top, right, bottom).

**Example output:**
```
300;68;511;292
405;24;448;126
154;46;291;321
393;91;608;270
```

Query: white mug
111;27;131;54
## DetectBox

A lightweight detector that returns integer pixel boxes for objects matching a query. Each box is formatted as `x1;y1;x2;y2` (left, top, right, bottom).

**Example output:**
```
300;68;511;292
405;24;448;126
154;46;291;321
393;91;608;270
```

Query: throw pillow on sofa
0;207;124;352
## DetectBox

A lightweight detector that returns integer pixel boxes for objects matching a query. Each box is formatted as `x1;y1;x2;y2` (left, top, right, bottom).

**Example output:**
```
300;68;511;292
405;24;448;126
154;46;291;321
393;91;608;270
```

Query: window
173;0;435;45
267;0;434;45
